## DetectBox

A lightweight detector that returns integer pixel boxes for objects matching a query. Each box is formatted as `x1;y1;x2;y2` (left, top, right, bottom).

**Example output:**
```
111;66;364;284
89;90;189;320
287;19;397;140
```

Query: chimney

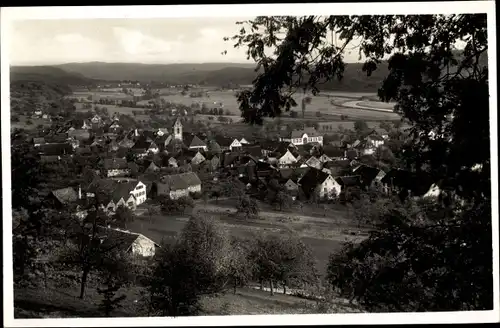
78;185;82;199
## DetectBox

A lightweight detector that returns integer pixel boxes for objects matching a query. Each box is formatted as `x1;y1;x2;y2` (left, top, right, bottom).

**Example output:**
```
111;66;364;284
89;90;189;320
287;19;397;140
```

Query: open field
15;283;359;318
10;115;52;131
71;89;400;121
132;200;366;276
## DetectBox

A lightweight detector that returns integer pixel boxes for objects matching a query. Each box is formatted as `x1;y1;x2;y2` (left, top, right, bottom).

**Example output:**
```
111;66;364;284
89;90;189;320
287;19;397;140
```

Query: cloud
112;27;177;56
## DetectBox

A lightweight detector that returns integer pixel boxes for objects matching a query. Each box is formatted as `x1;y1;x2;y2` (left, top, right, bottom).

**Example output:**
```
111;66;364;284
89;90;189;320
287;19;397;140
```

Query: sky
9;17;364;65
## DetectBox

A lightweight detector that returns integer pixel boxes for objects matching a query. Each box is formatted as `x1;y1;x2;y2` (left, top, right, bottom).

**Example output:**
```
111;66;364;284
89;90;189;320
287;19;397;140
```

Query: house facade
278;150;298;167
281;128;324;146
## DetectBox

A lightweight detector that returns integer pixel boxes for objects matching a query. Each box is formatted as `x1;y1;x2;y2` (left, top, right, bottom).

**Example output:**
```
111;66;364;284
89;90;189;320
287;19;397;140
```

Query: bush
11;115;20;122
26;120;33;125
190;192;202;200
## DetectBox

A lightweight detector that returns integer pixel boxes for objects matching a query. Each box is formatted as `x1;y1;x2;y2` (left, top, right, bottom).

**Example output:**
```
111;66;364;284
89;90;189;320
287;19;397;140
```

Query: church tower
173;118;183;141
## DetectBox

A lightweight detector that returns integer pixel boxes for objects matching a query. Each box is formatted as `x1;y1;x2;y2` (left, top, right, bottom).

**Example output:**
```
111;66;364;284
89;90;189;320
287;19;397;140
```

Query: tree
353;120;369;135
96;251;131;316
379;121;393;133
112;205;135;229
273;189;294;211
146;206;160;224
301;96;312;118
290;110;298;118
228;14;491;310
236;195;259;219
226;237;255;294
249;233;318;296
145;215;231;316
159;196;194;214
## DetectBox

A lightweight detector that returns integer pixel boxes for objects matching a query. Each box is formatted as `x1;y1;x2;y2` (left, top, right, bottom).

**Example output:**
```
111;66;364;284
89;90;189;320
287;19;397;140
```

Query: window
136;185;144;190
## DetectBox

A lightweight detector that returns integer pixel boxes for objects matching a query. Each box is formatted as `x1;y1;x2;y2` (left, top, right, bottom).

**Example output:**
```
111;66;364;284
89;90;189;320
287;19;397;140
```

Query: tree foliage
228;14;491;310
236;195;259;219
145;215;231;316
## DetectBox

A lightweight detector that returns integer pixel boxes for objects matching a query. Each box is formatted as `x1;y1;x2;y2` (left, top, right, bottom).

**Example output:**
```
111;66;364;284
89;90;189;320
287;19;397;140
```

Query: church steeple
173;118;183;141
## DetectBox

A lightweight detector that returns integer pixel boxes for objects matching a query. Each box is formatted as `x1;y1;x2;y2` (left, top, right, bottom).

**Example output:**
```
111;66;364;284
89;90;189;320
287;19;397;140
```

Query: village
18;102;443;261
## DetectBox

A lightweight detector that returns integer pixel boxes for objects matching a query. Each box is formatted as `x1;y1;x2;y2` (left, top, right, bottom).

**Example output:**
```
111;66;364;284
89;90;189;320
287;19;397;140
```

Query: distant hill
12;50;487;93
10;66;98;86
49;61;388;92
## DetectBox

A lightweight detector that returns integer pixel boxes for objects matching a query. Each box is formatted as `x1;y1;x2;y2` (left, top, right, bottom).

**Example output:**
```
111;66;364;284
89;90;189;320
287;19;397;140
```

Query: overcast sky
10;18;365;65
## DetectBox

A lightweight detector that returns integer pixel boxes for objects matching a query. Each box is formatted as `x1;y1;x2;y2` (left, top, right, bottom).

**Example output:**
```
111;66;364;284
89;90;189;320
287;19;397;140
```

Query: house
335;176;363;192
155;172;202;199
283;179;299;199
68;129;90;141
157;128;169;136
145;161;161;173
204;153;220;171
322;145;345;160
40;155;61;163
214;136;242;152
241;144;262;158
280;127;323;146
118;136;135;149
352;164;383;189
322;159;352;176
240;138;250;144
99;227;159;258
91;114;103;125
167;157;179;168
99;179;147;211
183;133;208;151
49;187;79;208
33;137;46;147
38;143;74;156
298;168;341;200
191;151;206;165
107;121;122;133
305;156;323;170
207;139;222;154
132;138;159;157
278;149;298;168
103;158;131;177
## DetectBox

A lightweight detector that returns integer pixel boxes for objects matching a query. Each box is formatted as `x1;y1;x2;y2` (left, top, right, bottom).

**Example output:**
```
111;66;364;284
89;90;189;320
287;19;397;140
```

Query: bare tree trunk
270;280;274;296
79;267;90;299
283;283;286;295
260;279;263;290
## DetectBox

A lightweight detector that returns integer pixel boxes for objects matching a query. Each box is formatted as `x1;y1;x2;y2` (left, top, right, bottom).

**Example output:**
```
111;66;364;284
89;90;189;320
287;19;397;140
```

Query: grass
70;89;400;122
11;115;52;131
15;282;361;318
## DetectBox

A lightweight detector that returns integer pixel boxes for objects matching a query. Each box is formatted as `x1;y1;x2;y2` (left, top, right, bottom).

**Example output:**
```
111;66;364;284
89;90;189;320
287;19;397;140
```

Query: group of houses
28;110;443;259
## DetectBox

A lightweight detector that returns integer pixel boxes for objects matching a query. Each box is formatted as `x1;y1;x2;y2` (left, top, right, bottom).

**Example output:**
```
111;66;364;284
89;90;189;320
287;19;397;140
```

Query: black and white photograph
1;2;498;326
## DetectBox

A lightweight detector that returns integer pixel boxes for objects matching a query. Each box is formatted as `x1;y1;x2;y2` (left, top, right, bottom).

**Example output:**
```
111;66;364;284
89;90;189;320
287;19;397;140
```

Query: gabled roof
335;175;362;187
214;136;234;147
183;133;207;148
98;227;159;254
322;145;344;158
38;143;73;156
290;127;319;138
158;172;201;191
103;158;129;170
299;168;331;195
52;187;78;205
352;164;381;185
241;144;262;158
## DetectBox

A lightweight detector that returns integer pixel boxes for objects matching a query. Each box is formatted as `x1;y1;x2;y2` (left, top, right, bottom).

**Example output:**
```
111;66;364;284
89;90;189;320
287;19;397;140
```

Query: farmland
132;199;367;277
72;88;401;123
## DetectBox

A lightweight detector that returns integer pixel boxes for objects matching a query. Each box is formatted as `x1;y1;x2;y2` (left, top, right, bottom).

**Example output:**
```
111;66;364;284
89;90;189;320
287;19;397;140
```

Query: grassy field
131;200;366;276
11;115;52;131
14;282;359;318
71;89;400;121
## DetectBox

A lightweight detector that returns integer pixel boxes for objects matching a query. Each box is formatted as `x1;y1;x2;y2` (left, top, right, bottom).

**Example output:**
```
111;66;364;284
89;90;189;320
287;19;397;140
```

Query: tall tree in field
145;215;232;316
226;14;492;311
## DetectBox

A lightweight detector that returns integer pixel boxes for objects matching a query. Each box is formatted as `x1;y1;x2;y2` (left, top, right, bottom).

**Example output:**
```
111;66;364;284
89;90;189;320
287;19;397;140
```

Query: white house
278;150;298;167
298;168;341;200
281;128;323;146
91;114;102;124
229;138;242;151
240;138;250;144
101;227;159;258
